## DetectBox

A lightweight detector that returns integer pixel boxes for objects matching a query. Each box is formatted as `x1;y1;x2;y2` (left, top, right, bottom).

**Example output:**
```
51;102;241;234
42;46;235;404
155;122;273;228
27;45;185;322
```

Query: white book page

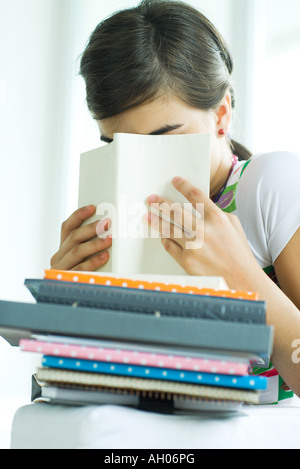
78;133;211;278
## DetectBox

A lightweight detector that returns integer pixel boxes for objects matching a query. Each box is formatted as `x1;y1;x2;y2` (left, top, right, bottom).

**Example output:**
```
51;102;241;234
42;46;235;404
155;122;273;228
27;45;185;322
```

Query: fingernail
83;204;95;212
104;219;111;231
99;252;108;260
96;218;111;237
172;177;181;184
102;234;112;240
148;194;157;203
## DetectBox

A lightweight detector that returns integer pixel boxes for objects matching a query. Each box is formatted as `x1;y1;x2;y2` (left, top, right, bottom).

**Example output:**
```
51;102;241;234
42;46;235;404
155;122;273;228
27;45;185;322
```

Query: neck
210;144;234;199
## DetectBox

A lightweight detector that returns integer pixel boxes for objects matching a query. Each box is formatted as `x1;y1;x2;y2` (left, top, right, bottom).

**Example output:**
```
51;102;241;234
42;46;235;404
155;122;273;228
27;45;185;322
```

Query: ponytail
230;139;252;161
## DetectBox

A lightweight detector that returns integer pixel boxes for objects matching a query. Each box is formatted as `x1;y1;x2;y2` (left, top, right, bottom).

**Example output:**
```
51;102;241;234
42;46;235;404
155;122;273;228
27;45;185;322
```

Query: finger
161;237;184;262
147;212;204;250
51;235;112;271
72;251;110;272
60;205;96;245
54;219;104;264
96;218;112;238
171;177;218;217
147;194;199;235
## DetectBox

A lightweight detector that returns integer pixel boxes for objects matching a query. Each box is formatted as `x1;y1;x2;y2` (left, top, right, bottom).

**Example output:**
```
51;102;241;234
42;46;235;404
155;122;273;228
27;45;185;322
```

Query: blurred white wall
0;0;76;302
0;0;82;446
251;0;300;154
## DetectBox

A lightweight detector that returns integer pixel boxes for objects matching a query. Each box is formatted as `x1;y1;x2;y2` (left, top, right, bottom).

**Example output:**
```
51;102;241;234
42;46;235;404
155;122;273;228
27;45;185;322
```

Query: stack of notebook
8;269;273;414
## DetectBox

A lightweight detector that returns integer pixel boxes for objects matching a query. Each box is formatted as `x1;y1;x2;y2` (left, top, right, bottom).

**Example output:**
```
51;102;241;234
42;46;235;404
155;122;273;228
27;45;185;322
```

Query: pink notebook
19;339;249;376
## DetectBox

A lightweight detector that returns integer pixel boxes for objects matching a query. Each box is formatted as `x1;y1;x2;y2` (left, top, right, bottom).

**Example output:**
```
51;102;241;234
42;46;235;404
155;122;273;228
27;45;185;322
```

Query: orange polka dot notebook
44;269;259;301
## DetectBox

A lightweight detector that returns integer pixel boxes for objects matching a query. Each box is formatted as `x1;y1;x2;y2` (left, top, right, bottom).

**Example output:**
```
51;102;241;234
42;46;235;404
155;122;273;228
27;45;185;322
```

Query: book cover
78;133;210;275
0;300;273;358
24;278;265;324
33;334;265;365
20;339;250;376
41;355;267;390
44;269;258;301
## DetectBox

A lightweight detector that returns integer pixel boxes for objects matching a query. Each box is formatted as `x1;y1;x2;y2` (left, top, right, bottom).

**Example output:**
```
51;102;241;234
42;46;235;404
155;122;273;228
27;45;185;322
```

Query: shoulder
251;150;300;163
235;150;300;265
236;149;300;209
240;150;300;187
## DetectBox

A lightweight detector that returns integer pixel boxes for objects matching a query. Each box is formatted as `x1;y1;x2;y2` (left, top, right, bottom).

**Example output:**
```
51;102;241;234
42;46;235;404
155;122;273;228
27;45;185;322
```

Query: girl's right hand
50;205;112;271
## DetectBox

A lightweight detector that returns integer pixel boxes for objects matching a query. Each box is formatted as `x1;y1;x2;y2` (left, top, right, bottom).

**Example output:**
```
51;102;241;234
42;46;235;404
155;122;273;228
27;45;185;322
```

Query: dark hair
80;0;251;161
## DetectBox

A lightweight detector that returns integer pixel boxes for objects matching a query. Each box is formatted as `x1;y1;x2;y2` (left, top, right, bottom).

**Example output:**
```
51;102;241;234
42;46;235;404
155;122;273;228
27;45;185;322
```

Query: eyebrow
149;124;184;135
100;124;184;143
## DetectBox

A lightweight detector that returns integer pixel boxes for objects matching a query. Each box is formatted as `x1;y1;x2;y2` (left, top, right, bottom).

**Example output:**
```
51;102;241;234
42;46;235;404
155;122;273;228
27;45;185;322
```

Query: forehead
97;96;209;137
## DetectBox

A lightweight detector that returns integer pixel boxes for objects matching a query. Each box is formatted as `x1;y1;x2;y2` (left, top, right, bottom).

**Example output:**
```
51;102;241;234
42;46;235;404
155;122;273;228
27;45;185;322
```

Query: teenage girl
50;1;300;400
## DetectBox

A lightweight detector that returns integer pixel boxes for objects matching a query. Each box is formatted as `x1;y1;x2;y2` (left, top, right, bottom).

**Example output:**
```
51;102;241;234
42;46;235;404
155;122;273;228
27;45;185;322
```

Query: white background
1;0;300;448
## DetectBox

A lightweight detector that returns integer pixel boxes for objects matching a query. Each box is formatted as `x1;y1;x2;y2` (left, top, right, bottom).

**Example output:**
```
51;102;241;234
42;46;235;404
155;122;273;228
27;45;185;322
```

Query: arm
147;178;300;397
274;227;300;309
243;231;300;397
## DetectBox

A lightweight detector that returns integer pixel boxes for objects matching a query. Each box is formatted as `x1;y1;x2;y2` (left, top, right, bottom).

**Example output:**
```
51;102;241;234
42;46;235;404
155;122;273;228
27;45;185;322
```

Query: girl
50;0;300;400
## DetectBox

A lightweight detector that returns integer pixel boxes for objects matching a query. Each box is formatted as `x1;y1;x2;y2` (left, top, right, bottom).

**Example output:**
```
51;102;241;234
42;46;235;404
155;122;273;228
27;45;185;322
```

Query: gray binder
0;300;273;361
24;278;266;324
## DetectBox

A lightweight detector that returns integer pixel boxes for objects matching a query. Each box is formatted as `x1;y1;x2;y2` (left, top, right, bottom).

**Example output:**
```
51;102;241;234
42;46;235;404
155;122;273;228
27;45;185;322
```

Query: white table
10;396;300;449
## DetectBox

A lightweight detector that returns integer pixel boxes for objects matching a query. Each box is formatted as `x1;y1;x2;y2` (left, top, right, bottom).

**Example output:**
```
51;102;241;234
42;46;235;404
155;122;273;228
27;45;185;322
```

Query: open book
78;133;210;276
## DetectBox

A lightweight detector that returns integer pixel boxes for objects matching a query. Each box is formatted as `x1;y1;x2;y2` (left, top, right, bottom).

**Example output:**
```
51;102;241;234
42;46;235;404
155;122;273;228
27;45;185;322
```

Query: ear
215;91;232;137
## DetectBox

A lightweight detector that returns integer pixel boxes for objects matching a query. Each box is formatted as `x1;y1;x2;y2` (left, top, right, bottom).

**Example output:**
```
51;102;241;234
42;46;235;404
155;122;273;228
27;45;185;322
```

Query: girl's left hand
146;176;261;290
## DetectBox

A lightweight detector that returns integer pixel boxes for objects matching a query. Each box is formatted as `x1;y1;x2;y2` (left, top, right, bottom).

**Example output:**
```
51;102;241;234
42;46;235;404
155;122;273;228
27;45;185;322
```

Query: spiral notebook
31;374;243;413
35;368;260;404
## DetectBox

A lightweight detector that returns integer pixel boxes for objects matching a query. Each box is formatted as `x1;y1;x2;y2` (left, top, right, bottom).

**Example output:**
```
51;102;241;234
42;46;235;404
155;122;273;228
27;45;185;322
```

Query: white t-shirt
216;151;300;272
215;150;300;402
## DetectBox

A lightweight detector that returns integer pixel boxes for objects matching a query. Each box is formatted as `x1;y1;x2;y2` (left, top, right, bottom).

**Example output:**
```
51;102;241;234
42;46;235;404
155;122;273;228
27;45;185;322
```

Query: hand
50;205;112;271
146;177;261;290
